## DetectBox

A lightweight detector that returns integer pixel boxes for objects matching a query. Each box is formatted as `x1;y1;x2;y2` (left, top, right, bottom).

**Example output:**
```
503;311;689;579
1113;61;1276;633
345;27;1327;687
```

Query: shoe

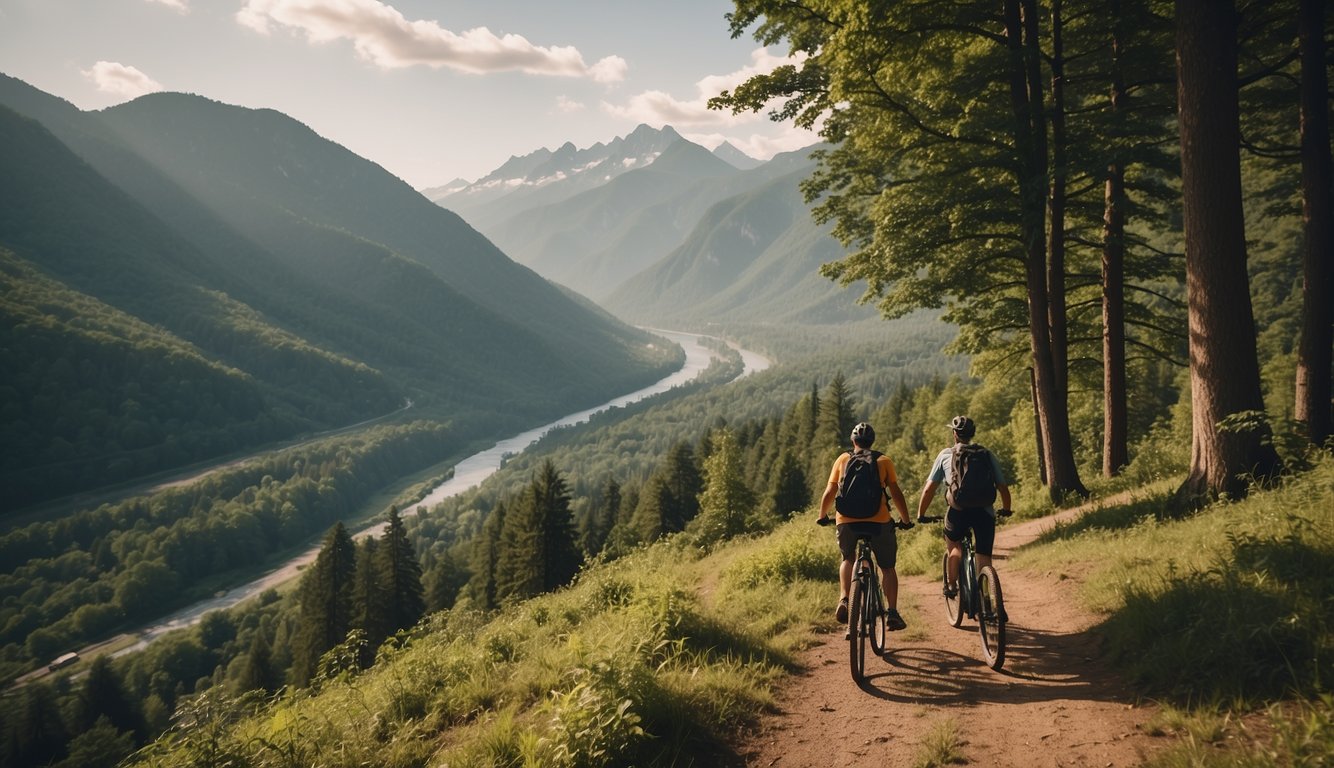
943;582;958;598
835;597;849;623
885;609;907;631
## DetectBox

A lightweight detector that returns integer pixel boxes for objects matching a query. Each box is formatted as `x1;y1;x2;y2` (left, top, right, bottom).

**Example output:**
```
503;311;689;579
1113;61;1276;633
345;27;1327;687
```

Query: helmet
949;415;976;440
850;422;875;447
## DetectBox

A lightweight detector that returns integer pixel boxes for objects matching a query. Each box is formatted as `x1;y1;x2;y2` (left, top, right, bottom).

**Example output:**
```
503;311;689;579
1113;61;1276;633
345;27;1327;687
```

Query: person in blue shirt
915;415;1012;598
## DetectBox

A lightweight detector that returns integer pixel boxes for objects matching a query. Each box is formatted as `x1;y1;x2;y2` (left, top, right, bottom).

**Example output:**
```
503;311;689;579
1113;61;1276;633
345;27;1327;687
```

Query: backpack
835;450;884;519
946;443;998;510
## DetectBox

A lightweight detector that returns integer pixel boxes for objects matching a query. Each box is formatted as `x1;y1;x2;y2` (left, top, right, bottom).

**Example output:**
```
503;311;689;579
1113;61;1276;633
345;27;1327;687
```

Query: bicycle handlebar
815;517;915;530
916;509;1013;525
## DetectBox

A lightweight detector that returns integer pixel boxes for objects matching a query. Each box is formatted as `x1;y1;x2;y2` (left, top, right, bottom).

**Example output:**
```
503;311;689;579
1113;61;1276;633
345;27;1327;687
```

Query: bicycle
818;518;913;682
918;510;1011;670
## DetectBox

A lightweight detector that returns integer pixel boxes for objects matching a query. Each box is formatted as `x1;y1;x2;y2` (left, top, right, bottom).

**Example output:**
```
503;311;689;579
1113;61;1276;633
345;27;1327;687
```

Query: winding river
118;330;769;653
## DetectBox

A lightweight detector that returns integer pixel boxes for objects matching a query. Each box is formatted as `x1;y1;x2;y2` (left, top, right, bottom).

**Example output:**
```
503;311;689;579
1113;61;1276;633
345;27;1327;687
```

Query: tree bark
1175;0;1282;504
1102;0;1130;476
1006;0;1087;502
1048;0;1069;400
1296;0;1333;448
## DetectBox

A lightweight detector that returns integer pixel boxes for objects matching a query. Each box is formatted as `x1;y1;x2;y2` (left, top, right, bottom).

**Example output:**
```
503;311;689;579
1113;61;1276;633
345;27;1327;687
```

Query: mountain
602;163;879;326
0;76;678;509
478;139;742;298
429;124;686;230
712;141;764;170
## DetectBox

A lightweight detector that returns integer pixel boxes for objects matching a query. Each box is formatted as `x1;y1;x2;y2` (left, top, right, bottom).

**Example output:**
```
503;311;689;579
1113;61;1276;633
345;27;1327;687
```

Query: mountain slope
0;78;679;508
603;166;878;326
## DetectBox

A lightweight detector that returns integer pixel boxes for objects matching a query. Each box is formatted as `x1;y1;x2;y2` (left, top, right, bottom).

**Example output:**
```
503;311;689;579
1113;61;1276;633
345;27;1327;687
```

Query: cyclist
817;422;914;631
915;416;1012;599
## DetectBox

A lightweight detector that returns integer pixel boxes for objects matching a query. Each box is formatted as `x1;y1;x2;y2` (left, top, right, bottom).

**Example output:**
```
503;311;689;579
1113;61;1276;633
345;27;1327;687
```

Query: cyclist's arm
818;481;837;522
916;479;939;519
997;483;1012;512
887;481;912;525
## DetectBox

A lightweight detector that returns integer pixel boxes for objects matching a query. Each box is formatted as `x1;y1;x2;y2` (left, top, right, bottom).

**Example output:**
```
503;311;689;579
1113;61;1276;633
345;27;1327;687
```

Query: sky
0;0;819;189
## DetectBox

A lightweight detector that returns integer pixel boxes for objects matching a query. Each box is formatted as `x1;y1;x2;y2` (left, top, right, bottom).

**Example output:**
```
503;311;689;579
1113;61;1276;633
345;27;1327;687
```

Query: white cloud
237;0;626;81
603;48;805;128
145;0;189;12
553;95;585;114
82;61;164;98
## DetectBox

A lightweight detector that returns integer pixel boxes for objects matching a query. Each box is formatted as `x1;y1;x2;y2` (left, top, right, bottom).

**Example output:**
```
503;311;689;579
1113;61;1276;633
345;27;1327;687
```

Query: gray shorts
837;522;897;569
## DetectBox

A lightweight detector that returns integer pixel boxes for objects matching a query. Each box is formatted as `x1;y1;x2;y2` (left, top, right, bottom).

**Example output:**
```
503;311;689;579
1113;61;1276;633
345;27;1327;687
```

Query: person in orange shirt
817;422;914;630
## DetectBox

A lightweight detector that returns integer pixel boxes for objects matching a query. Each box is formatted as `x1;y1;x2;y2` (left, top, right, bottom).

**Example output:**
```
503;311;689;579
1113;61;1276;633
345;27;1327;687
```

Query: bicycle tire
868;575;887;657
942;550;964;628
848;577;867;682
978;565;1006;670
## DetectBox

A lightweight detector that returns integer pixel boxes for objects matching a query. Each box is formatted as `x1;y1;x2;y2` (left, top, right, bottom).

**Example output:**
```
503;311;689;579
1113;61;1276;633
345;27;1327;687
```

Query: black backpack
835;450;884;519
946;443;998;510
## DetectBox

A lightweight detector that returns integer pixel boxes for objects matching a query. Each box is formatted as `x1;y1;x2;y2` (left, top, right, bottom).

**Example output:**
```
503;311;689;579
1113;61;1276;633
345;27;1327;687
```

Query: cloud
603;48;805;128
145;0;189;12
237;0;626;81
553;95;586;114
82;61;164;98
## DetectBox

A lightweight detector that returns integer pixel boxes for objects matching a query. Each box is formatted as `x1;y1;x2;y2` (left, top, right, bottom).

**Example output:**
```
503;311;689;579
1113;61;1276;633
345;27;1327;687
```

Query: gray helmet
949;415;976;440
850;422;875;447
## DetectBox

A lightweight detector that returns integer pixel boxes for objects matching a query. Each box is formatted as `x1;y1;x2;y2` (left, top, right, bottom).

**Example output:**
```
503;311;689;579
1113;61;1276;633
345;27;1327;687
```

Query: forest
1;0;1331;765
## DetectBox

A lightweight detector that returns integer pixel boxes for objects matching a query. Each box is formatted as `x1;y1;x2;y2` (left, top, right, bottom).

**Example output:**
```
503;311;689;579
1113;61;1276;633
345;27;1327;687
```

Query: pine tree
291;521;356;687
769;450;810;519
690;429;757;543
351;536;389;660
377;506;425;636
496;461;581;604
466;500;507;610
235;630;278;693
75;655;144;741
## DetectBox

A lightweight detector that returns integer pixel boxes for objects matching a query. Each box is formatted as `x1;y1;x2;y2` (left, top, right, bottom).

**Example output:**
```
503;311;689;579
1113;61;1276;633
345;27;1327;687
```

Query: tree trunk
1048;0;1069;400
1006;0;1087;502
1174;0;1282;504
1102;0;1130;476
1296;0;1333;448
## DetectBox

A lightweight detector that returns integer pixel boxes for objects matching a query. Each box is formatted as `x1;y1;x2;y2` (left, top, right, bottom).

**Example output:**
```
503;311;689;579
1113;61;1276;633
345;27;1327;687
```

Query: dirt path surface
738;502;1165;767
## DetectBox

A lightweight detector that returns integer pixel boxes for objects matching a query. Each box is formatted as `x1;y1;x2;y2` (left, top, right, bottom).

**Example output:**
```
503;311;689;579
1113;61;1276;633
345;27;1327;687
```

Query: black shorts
837;522;897;569
943;508;996;556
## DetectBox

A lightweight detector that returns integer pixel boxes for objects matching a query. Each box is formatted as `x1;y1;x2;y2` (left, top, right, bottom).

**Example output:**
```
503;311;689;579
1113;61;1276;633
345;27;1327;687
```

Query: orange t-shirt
827;451;898;524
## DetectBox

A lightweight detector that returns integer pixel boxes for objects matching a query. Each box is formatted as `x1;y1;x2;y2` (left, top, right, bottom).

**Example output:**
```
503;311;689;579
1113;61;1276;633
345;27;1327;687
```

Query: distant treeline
0;421;457;680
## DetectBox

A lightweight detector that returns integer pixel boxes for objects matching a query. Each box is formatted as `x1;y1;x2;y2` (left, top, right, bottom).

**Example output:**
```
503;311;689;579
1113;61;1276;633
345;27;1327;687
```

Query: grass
911;716;967;767
127;460;1334;767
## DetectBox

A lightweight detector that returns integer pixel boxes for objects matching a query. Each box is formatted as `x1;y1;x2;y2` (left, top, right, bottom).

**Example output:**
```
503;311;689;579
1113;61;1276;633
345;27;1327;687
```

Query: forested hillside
0;77;680;509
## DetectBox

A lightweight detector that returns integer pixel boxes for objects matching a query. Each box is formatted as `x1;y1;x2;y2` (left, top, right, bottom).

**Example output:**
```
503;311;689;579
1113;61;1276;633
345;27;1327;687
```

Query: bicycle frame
848;536;886;682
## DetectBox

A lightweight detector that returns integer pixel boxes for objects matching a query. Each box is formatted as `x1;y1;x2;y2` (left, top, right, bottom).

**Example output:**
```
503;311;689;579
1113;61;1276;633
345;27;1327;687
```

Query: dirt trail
737;500;1165;767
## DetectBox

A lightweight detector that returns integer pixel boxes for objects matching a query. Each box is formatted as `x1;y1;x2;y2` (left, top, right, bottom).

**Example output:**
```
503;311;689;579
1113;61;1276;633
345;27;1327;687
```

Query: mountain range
0;74;678;509
427;125;880;323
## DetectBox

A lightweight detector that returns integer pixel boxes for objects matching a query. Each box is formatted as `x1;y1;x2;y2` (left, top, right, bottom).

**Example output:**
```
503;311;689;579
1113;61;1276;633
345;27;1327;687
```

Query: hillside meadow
125;456;1334;767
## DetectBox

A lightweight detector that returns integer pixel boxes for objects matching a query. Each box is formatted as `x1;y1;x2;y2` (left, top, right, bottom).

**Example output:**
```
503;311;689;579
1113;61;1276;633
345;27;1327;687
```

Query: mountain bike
820;519;913;682
919;511;1010;670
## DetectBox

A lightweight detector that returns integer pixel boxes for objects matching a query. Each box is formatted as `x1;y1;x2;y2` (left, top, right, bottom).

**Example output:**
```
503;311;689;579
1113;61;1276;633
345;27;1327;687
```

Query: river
117;330;769;653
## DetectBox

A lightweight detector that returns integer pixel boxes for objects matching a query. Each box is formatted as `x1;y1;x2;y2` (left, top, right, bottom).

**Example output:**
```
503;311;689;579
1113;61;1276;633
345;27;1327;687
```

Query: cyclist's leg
869;524;906;630
835;524;857;621
942;508;967;589
972;509;998;570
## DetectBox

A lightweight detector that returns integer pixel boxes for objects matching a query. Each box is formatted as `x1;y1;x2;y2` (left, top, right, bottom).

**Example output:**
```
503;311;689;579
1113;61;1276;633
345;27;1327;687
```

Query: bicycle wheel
868;576;887;657
942;551;964;627
977;565;1006;670
848;577;867;682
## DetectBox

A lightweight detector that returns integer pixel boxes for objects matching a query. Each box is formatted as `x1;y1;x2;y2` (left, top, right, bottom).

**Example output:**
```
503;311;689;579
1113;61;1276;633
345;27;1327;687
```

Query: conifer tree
235;630;278;694
467;500;507;610
292;521;356;687
496;461;581;604
424;547;467;612
351;536;389;659
376;506;425;636
74;655;144;742
769;450;810;519
690;429;757;542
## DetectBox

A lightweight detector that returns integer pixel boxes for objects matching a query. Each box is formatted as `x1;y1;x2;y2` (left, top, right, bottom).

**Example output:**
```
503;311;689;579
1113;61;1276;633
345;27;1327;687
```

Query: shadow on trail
851;621;1125;705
